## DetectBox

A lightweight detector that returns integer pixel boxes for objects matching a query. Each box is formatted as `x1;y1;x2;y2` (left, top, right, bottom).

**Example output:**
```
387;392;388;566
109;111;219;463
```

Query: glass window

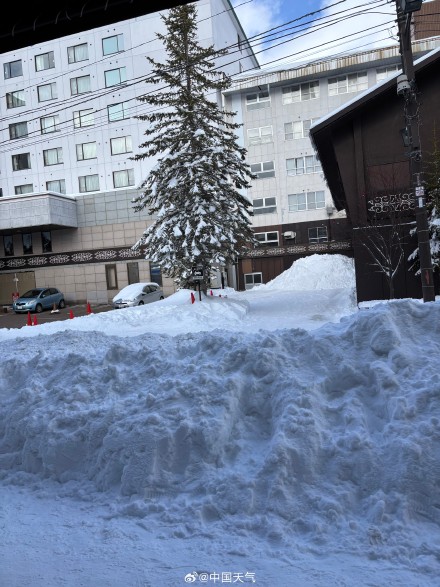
41;231;52;253
107;102;130;122
104;67;127;88
46;179;66;194
250;161;275;179
102;34;124;55
15;184;33;195
79;174;100;193
105;264;118;289
286;156;321;176
110;136;132;155
22;233;33;255
376;65;399;83
252;197;276;215
3;235;14;256
43;147;63;166
288;191;325;212
70;75;91;95
254;231;279;245
4;59;22;79
6;90;25;109
308;227;328;243
150;264;162;287
113;169;135;188
284;119;317;140
247;126;273;145
76;142;97;161
328;72;368;96
12;152;31;171
67;43;89;64
40;115;60;134
245;90;270;110
282;81;319;104
9;122;28;140
35;51;55;71
37;82;57;102
73;109;94;128
244;272;262;290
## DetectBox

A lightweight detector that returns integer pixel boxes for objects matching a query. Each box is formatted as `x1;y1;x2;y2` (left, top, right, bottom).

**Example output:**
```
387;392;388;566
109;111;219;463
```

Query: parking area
0;303;113;329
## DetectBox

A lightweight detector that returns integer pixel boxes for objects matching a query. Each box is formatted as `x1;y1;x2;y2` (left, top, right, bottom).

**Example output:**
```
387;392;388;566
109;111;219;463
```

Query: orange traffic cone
33;315;38;326
27;311;32;326
69;309;74;319
190;292;195;304
86;302;92;315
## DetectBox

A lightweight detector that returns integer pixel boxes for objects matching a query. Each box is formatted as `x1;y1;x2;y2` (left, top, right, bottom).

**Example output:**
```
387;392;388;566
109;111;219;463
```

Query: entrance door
127;262;139;284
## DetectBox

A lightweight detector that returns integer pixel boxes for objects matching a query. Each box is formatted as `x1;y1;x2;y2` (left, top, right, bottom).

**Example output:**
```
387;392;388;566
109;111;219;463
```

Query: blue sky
231;0;399;67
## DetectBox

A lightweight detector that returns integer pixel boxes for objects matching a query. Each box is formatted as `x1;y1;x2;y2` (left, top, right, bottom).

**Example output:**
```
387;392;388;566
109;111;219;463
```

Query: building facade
0;0;258;305
224;37;440;290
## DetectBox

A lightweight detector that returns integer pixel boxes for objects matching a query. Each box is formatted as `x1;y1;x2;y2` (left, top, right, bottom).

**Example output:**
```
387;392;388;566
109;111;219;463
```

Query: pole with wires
395;0;435;302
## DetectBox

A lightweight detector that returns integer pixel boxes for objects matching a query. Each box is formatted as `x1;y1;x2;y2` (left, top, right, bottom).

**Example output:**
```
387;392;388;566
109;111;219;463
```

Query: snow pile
262;253;356;290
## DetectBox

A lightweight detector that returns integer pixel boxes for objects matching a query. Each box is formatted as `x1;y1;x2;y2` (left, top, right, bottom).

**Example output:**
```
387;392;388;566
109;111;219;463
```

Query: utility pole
395;0;435;302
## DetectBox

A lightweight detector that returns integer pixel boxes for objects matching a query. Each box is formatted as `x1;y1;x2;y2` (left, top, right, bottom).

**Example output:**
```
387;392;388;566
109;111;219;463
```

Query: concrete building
0;0;258;305
225;36;440;290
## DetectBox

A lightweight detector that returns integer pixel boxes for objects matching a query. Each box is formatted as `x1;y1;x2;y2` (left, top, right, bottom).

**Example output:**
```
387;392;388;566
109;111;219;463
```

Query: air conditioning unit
283;231;296;239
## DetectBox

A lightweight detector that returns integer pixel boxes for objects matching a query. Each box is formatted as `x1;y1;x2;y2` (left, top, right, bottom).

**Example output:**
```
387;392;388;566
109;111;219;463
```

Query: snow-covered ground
1;254;439;587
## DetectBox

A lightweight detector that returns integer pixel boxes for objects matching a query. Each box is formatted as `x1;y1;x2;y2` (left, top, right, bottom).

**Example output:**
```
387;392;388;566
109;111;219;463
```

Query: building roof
309;43;440;211
0;0;200;54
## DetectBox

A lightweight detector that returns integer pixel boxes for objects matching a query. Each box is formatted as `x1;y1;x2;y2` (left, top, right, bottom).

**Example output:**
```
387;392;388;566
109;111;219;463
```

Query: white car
112;282;164;309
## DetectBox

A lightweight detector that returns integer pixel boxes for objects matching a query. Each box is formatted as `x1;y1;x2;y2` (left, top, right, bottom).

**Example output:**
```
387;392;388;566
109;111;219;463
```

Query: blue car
13;287;66;314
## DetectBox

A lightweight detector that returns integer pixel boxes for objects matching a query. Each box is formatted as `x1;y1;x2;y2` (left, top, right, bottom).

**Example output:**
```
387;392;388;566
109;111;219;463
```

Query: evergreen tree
408;127;440;274
131;4;256;288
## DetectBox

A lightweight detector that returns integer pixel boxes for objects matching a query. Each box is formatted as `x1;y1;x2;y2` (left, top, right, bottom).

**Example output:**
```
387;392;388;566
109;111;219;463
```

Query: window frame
9;121;28;140
254;231;279;246
244;272;263;290
12;152;31;171
41;231;52;253
6;90;25;109
286;155;321;176
112;168;135;188
104;67;127;88
245;90;270;110
40;115;60;134
78;174;100;193
76;141;97;161
22;233;33;255
110;135;132;155
328;72;368;96
46;179;66;194
43;147;63;166
252;196;276;215
73;109;94;129
250;160;275;179
4;59;22;79
70;75;91;96
35;51;55;72
107;102;130;122
14;184;34;195
102;34;124;56
247;125;273;146
282;81;319;104
105;264;118;290
67;43;89;64
288;191;325;212
308;226;328;243
37;82;57;102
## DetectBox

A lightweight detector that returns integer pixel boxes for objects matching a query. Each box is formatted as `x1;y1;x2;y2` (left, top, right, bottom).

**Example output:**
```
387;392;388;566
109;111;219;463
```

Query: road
0;303;113;329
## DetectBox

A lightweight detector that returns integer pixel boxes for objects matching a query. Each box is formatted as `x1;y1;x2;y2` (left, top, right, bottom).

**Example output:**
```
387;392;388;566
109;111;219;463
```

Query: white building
223;37;440;289
0;0;258;304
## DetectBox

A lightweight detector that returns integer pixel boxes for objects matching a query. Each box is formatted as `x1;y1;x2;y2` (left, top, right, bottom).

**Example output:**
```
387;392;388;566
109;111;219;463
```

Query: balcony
0;192;78;233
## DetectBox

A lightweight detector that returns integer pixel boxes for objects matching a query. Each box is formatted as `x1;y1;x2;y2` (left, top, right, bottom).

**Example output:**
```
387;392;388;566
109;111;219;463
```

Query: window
328;72;368;95
250;161;275;179
282;81;319;104
37;82;57;102
127;261;140;284
110;135;132;155
113;169;135;188
107;102;130;122
254;231;279;246
70;75;91;95
104;67;127;88
286;155;321;176
105;264;118;289
150;264;162;287
284;119;317;140
67;43;89;64
3;235;14;256
252;196;276;215
288;191;325;212
76;142;97;161
35;51;55;71
79;174;100;193
247;126;273;145
46;179;66;194
6;90;25;109
43;147;63;166
22;233;33;255
15;184;33;195
308;226;328;243
41;231;52;253
9;122;28;140
73;109;94;128
12;152;31;171
376;65;399;83
102;34;124;55
246;90;270;110
4;59;22;79
40;115;60;134
244;272;262;290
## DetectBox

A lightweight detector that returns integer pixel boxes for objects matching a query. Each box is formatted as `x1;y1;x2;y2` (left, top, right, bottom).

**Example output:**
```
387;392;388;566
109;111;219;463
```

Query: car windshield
21;289;42;298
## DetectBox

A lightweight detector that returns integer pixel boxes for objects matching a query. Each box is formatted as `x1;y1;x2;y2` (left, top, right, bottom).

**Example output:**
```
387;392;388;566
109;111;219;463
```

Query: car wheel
138;301;144;305
35;304;43;313
58;299;66;309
